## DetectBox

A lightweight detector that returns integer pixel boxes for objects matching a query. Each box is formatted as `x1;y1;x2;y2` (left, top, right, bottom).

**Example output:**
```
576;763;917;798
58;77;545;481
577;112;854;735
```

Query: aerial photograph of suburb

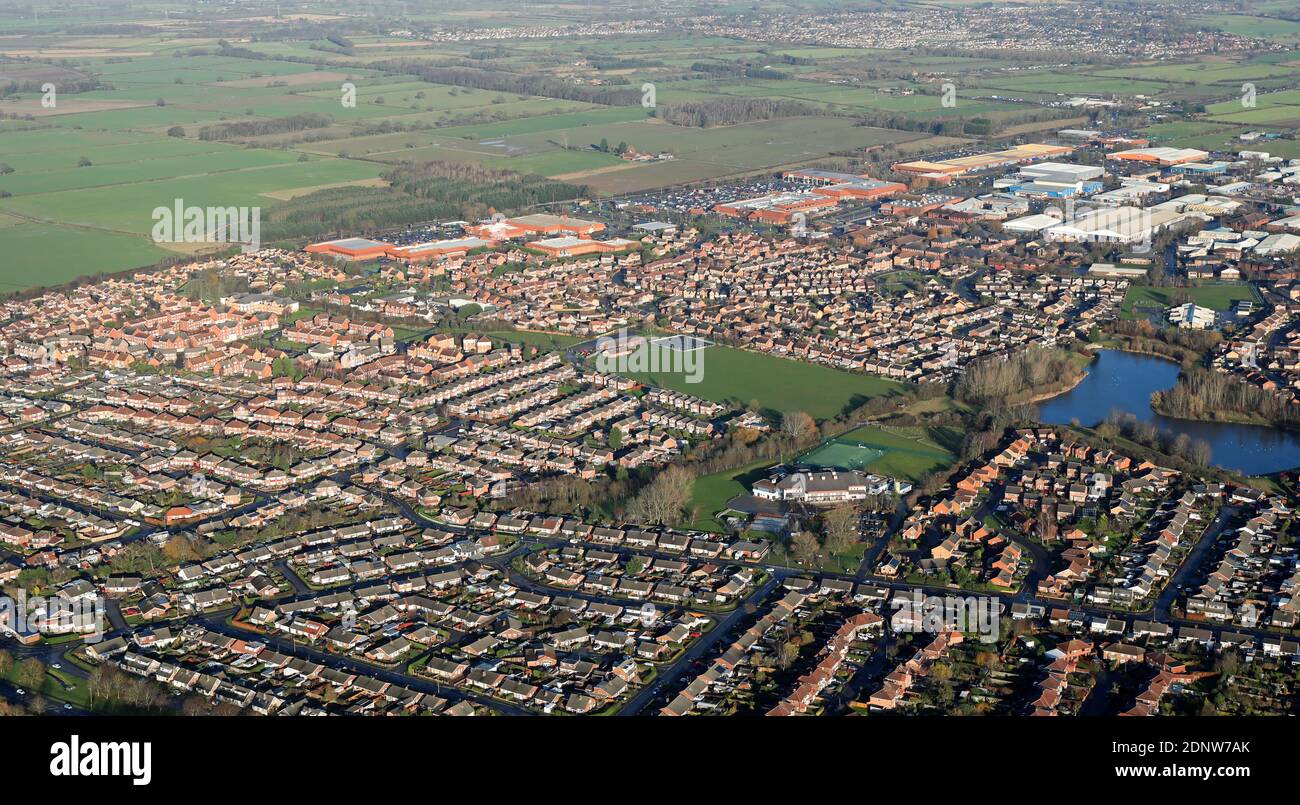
0;0;1296;785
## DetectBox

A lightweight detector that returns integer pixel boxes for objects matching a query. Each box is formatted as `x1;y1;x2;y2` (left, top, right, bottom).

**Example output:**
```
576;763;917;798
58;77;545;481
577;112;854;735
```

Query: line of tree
657;98;824;127
259;160;588;243
87;664;175;714
850;106;1076;135
588;57;664;70
1096;410;1213;468
1152;367;1300;428
954;347;1085;408
197;113;332;141
689;62;747;77
372;61;643;106
0;78;104;97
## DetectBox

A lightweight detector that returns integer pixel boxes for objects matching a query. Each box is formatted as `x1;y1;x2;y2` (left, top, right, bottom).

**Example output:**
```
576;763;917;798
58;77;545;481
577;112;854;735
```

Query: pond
1034;350;1300;476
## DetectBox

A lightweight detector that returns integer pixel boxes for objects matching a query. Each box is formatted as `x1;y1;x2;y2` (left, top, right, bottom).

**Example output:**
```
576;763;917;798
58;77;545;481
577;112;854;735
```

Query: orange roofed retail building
304;237;393;261
466;213;606;241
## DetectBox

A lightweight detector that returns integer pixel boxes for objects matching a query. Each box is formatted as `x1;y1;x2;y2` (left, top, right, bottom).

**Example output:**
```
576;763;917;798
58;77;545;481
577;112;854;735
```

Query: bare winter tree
781;410;816;442
791;530;820;565
626;465;695;526
822;504;861;553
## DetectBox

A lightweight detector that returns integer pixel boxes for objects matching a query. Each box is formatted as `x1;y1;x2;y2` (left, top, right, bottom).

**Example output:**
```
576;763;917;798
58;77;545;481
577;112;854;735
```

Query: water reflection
1035;350;1300;476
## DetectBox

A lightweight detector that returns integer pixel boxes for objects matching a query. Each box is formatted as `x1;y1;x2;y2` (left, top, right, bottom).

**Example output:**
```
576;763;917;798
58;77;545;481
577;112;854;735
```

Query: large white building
1168;303;1216;330
1045;206;1155;244
752;470;911;504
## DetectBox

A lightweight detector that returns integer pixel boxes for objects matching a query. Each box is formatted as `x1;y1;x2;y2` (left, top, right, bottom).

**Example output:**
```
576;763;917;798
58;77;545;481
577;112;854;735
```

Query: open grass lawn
763;539;867;574
485;330;587;351
801;424;961;481
1120;283;1262;318
688;458;778;533
624;344;906;420
1;659;91;710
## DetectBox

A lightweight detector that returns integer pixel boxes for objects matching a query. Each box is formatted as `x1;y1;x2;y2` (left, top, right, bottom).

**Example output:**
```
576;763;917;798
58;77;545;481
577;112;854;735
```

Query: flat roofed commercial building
466;214;605;241
892;143;1073;177
1045;206;1156;243
1107;147;1209;166
815;178;908;200
528;236;637;258
1001;213;1062;233
1092;181;1168;206
505;213;605;236
1019;162;1104;182
1088;263;1148;279
633;221;678;235
714;191;843;224
387;237;493;262
1255;232;1300;256
304;237;393;260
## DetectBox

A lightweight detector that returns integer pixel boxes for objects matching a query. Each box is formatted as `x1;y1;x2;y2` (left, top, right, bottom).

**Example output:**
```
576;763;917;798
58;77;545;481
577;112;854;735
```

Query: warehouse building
466;213;605;240
527;236;638;258
891;143;1074;178
387;237;495;263
1107;147;1209;166
304;237;393;261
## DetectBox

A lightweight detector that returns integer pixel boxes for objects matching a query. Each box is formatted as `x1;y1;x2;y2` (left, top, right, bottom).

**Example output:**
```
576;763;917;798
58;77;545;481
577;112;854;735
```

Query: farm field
623;343;906;420
0;158;384;236
0;213;170;290
1;6;1296;291
1140;121;1245;152
1191;14;1300;42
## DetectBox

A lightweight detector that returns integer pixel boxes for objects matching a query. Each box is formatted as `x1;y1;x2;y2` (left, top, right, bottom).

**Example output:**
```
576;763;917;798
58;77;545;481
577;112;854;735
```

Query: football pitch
797;441;887;471
795;425;961;481
623;344;905;419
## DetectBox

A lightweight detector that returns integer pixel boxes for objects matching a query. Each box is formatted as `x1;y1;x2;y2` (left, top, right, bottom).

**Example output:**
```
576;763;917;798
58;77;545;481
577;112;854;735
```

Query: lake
1035;349;1300;476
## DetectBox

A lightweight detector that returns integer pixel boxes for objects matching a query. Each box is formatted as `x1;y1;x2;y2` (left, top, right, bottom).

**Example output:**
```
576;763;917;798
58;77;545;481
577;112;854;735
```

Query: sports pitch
795;425;960;481
797;441;887;470
623;343;905;419
650;335;712;352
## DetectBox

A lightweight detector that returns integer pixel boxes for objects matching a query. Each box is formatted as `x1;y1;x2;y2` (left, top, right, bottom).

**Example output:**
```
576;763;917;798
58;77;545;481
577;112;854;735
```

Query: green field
687;458;778;533
797;441;886;470
799;425;960;481
625;344;907;420
485;330;587;351
1120;283;1263;319
0;213;171;290
2;7;1298;289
